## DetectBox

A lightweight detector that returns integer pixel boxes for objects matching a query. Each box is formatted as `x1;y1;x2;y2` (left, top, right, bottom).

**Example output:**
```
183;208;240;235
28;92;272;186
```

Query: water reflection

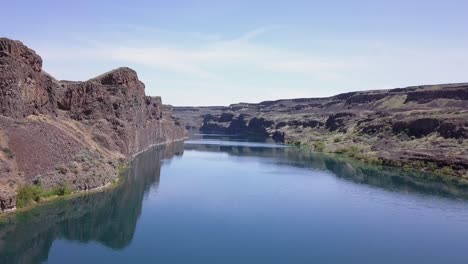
0;142;184;264
1;137;468;263
185;141;468;199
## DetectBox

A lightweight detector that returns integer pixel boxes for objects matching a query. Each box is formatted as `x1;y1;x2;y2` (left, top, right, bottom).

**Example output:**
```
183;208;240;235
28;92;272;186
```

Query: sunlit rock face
0;38;185;211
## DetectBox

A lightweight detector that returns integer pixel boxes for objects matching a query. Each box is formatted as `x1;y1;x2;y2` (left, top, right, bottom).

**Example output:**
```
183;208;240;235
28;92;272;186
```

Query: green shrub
16;185;43;208
16;184;72;208
412;160;425;169
436;166;456;176
426;162;438;172
313;141;326;152
117;163;126;176
55;185;72;196
293;141;302;147
75;149;91;163
42;185;72;197
339;146;361;157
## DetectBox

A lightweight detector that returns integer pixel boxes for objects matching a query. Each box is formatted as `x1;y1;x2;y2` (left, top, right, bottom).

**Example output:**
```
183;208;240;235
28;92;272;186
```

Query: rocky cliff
174;84;468;178
0;38;185;212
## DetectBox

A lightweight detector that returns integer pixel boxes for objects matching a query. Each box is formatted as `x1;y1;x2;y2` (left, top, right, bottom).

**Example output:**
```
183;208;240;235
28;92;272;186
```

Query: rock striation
0;38;185;211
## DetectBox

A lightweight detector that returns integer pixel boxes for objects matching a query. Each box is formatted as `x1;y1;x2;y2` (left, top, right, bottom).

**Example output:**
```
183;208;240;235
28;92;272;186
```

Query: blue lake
1;136;468;263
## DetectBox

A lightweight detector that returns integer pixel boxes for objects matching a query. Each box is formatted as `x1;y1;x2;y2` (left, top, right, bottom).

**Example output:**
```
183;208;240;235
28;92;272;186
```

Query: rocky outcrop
438;121;467;139
0;189;15;212
0;38;57;118
228;114;249;134
0;38;185;211
391;118;468;139
219;113;234;122
174;81;468;178
345;93;386;105
0;38;42;71
392;118;441;138
247;117;274;136
55;67;183;156
325;112;355;132
405;85;468;103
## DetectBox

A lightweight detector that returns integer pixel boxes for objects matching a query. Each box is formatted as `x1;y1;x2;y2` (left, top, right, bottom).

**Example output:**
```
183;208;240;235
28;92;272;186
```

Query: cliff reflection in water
185;141;468;199
2;138;468;263
0;142;184;264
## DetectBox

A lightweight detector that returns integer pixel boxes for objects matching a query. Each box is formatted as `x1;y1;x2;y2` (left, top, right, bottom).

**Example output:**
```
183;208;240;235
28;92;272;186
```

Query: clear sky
3;0;468;106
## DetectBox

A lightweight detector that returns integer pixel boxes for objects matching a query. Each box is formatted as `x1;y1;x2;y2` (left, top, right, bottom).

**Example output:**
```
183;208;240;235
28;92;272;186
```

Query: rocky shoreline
0;141;185;263
174;84;468;178
0;38;186;212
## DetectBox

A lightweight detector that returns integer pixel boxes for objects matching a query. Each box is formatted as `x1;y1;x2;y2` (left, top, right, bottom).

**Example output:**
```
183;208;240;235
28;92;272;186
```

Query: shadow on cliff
0;142;184;264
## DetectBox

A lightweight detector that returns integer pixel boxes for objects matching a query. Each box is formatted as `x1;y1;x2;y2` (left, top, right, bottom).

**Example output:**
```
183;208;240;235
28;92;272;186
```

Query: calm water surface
2;136;468;263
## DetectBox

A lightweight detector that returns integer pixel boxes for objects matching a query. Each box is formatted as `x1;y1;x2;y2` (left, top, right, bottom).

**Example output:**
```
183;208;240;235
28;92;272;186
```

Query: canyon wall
0;38;185;211
174;84;468;178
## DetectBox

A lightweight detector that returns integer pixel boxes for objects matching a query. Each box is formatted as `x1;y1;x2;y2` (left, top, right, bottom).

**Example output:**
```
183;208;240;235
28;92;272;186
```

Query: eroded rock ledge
0;38;185;212
174;83;468;178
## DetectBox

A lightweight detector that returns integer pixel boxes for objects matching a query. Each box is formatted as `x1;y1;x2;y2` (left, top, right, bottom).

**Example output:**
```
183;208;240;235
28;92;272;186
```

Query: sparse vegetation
56;165;68;174
16;184;72;208
338;146;361;157
290;141;302;147
117;162;126;176
16;185;43;208
312;141;326;152
68;162;79;174
75;149;91;163
435;166;456;177
1;147;15;159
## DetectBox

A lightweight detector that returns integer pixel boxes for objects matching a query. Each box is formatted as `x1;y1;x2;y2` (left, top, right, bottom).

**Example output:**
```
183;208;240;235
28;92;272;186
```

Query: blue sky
3;0;468;105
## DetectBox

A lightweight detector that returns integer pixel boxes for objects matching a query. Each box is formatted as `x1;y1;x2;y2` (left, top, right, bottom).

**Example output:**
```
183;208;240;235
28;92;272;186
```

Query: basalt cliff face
0;38;185;211
174;84;468;178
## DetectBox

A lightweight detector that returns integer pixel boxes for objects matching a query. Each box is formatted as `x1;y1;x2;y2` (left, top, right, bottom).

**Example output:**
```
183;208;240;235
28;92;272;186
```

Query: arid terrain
0;38;185;212
174;84;468;178
1;36;467;214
